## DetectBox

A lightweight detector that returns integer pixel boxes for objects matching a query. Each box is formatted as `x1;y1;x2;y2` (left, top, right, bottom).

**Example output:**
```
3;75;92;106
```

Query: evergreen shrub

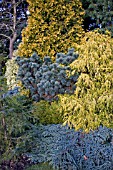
16;48;79;102
18;0;84;59
0;77;38;161
26;162;55;170
59;31;113;132
33;100;63;125
0;55;6;75
26;124;113;170
82;0;113;36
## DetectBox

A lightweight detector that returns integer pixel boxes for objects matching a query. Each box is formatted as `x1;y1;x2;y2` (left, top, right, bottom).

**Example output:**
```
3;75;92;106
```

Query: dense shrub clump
0;77;38;162
59;31;113;132
26;124;113;170
16;48;79;102
18;0;84;59
0;155;32;170
33;100;63;125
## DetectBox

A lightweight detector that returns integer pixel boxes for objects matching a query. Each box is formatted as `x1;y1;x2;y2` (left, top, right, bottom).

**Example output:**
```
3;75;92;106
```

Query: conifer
82;0;113;36
60;31;113;132
18;0;84;59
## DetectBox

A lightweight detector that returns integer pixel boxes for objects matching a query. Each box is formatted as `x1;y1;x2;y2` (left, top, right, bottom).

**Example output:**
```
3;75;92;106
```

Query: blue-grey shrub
26;124;113;170
16;49;79;102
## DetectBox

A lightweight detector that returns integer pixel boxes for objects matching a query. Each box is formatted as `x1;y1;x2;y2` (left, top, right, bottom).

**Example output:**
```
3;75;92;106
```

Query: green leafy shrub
59;31;113;132
33;100;63;125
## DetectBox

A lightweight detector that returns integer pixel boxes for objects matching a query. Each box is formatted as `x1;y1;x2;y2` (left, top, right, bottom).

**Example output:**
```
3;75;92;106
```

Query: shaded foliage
81;0;113;36
0;154;32;170
26;162;55;170
0;77;38;162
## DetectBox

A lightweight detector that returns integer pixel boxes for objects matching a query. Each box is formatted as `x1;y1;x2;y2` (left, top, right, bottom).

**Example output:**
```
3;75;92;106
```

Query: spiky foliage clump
0;77;38;161
82;0;113;36
16;48;79;102
26;124;113;170
59;31;113;132
18;0;84;59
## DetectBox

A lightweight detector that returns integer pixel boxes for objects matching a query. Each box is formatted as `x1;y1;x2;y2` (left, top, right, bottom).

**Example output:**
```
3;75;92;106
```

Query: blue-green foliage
2;87;19;98
16;48;79;101
26;124;113;170
56;48;79;66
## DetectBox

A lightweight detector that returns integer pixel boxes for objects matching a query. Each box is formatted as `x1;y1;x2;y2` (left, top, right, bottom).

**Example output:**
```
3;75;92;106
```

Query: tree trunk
9;32;17;59
2;116;7;140
9;0;17;59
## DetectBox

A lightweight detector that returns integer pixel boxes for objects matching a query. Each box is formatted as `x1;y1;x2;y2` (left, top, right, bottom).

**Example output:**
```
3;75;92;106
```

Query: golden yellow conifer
18;0;84;60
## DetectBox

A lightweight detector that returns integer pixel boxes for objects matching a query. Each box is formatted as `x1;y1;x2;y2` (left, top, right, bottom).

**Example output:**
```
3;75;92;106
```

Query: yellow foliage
17;81;30;97
18;0;85;59
59;31;113;132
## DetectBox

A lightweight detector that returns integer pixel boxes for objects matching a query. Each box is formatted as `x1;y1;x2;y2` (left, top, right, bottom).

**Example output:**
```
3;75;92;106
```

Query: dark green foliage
0;54;7;76
82;0;113;36
25;124;113;170
16;49;79;102
0;77;38;161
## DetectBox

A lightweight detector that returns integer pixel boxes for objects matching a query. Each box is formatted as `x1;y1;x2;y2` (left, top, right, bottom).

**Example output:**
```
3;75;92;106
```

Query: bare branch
16;0;24;8
0;11;12;15
0;0;28;59
13;0;16;31
0;0;24;12
0;34;10;40
0;23;14;33
0;23;9;29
